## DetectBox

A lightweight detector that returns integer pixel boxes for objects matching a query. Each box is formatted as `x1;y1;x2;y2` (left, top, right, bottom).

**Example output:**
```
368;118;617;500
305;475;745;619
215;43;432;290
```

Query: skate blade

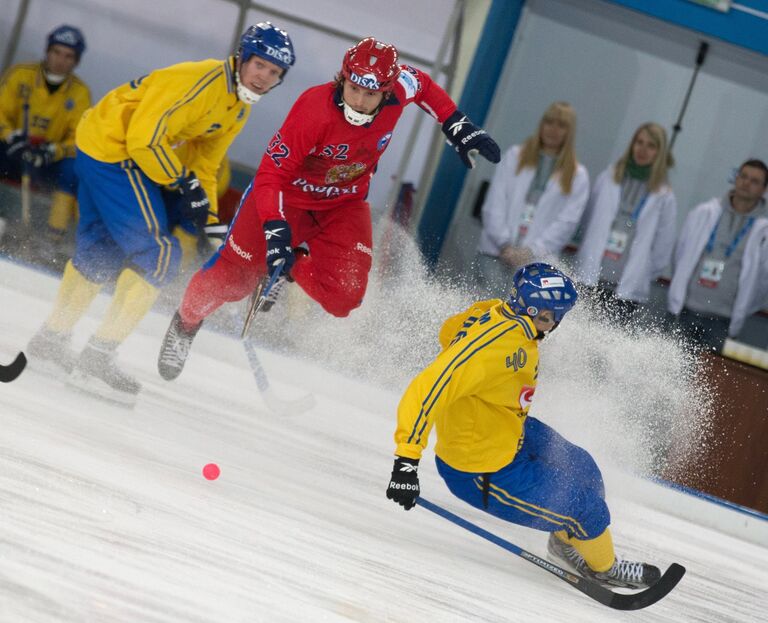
67;370;139;408
547;548;648;591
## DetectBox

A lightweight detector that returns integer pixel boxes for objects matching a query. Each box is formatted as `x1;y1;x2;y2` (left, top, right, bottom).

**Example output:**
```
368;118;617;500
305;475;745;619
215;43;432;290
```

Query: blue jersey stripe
413;321;524;444
500;307;534;339
406;319;508;444
148;67;223;178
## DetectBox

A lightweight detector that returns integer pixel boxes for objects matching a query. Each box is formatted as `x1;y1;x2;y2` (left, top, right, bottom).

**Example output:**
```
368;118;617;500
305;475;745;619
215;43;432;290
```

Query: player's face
45;44;78;75
342;81;385;115
531;310;556;334
539;117;569;152
631;129;659;167
733;165;767;203
239;56;284;94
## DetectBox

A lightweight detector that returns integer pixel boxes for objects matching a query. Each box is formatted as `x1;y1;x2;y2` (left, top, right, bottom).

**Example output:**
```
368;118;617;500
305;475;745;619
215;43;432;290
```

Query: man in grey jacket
668;159;768;350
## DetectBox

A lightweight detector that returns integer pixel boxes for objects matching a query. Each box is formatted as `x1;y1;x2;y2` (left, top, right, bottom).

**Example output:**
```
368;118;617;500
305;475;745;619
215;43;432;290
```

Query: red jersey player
158;37;500;381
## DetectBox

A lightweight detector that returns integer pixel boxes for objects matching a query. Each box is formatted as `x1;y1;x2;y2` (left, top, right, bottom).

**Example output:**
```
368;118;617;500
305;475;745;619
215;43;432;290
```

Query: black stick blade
606;563;686;610
0;351;27;383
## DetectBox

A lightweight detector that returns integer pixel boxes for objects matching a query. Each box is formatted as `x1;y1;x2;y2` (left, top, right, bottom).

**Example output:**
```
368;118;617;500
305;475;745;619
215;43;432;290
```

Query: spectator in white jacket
576;122;676;319
476;102;589;293
668;159;768;350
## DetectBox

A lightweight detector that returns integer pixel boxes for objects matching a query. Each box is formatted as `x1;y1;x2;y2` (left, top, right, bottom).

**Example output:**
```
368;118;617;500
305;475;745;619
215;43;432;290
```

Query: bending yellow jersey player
27;22;295;404
0;25;90;249
387;263;662;590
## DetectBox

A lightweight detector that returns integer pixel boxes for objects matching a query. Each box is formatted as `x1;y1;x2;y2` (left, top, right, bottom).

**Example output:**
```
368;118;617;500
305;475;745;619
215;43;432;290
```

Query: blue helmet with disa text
238;22;295;77
507;263;578;323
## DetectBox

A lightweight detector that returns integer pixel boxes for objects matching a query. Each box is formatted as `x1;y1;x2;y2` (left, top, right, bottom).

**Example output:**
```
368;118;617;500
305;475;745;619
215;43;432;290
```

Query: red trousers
179;195;373;326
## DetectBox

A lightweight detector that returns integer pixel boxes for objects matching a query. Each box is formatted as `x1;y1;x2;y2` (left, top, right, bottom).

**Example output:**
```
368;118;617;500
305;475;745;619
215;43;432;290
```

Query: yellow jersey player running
27;22;295;404
386;263;661;590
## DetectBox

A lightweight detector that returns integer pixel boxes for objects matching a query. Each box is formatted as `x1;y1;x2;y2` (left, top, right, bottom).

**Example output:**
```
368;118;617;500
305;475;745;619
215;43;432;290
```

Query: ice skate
68;338;141;405
26;326;78;378
158;311;202;380
547;533;661;590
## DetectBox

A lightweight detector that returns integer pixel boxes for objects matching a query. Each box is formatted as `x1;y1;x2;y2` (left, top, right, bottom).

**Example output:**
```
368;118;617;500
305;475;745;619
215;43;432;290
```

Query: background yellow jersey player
26;22;295;404
0;25;90;249
386;263;662;590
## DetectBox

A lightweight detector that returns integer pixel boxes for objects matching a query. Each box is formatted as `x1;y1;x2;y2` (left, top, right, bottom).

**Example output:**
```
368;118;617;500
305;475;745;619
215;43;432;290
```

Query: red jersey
253;65;457;221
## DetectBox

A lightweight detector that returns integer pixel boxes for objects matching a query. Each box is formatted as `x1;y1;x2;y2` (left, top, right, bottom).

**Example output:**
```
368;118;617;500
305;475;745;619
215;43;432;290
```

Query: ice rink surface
1;259;766;622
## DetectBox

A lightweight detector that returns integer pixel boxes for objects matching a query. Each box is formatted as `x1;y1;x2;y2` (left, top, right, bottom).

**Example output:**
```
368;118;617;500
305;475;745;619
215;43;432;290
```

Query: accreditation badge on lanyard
604;194;648;260
604;230;628;260
697;213;756;288
697;259;725;288
519;203;536;239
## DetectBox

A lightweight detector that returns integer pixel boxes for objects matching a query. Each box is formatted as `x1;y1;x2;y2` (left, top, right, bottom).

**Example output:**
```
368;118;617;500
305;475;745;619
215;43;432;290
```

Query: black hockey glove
263;219;294;275
203;218;228;248
386;456;420;510
4;130;28;161
22;143;56;169
442;109;501;169
178;172;210;228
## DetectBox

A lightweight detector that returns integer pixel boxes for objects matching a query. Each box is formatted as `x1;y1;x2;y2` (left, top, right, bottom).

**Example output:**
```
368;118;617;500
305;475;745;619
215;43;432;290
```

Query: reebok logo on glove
386;456;421;510
389;482;419;491
263;219;295;274
447;115;471;137
264;227;286;240
460;129;486;145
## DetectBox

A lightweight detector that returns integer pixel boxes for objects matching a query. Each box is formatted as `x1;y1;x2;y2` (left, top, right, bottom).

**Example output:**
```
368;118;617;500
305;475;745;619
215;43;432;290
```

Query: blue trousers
72;149;183;286
436;417;610;539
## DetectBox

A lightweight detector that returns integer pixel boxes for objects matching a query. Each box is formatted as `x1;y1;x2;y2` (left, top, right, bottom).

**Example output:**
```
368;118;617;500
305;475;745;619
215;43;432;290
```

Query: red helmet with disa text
341;37;399;92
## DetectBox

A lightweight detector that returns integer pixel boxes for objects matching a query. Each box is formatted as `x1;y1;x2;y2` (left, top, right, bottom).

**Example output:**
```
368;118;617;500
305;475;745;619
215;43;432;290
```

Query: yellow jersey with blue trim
0;62;91;160
394;299;539;473
76;57;248;217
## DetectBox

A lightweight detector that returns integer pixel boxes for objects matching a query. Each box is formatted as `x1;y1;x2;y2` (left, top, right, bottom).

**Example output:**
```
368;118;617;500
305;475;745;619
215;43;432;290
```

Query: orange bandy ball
202;463;220;480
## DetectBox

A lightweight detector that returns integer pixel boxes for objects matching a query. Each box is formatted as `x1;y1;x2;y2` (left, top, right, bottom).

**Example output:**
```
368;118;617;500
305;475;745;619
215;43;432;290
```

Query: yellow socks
47;191;77;234
555;528;616;573
45;261;102;333
173;225;199;271
93;268;159;344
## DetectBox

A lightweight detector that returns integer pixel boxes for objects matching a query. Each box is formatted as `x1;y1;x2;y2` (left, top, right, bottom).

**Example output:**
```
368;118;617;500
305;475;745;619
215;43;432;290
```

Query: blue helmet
507;263;578;323
47;25;86;60
239;22;295;76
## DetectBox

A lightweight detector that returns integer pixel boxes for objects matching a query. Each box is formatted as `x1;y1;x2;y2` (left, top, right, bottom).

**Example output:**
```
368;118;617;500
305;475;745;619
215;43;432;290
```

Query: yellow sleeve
182;129;242;220
55;79;91;161
0;66;23;140
438;299;501;350
217;155;231;199
394;317;510;460
124;66;226;187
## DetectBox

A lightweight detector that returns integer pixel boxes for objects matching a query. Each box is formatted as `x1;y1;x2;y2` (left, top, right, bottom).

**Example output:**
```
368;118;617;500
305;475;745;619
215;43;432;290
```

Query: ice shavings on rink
0;255;760;622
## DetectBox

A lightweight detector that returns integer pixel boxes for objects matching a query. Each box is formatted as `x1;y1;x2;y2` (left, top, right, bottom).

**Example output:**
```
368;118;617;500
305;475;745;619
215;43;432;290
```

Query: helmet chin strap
534;321;560;340
234;69;262;105
44;71;67;85
342;101;375;126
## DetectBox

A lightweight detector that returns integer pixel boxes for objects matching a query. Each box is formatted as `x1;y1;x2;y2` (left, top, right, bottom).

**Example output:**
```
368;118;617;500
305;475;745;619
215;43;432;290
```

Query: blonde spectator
575;123;677;318
476;102;589;293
